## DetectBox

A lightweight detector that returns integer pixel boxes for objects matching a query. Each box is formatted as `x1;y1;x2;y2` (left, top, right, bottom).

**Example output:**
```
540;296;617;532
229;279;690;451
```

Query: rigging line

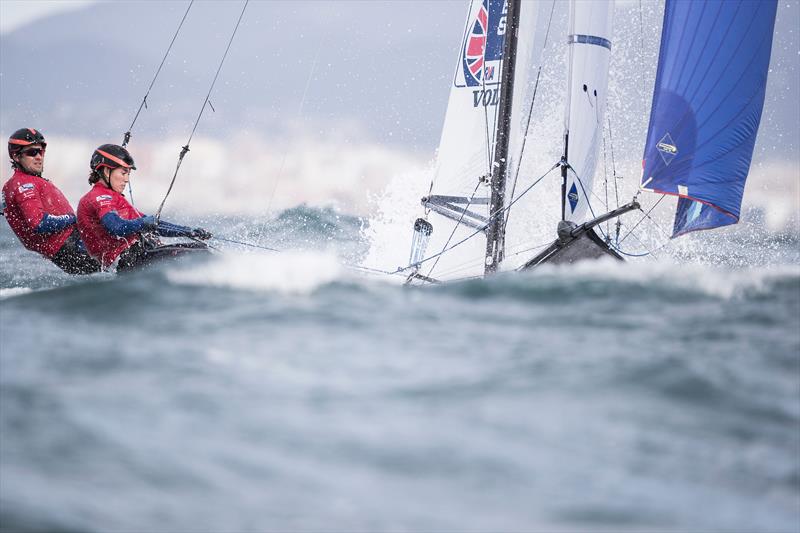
265;30;326;215
608;116;621;208
424;181;482;279
601;115;610;236
606;215;660;258
505;241;552;258
619;193;666;245
212;234;402;276
347;264;405;276
562;91;612;224
399;162;558;275
183;233;222;252
612;223;663;259
613;216;676;259
567;165;600;219
215;232;410;276
632;195;674;242
123;0;195;147
504;0;557;229
433;256;487;279
568;165;672;259
212;235;281;253
605;113;623;244
568;166;656;257
155;0;249;222
122;0;194;208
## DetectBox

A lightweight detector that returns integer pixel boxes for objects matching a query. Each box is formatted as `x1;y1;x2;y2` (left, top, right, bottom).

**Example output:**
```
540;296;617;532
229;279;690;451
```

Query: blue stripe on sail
640;0;777;237
567;34;611;50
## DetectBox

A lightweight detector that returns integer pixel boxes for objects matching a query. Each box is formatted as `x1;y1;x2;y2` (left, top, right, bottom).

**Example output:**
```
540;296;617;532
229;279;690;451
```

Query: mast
484;0;520;275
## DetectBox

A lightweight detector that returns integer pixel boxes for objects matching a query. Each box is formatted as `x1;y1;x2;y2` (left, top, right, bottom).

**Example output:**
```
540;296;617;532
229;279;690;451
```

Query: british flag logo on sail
455;0;506;88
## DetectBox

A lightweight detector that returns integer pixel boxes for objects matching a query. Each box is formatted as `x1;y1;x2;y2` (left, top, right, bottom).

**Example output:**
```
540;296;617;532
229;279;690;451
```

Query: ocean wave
429;259;800;303
165;250;344;295
0;287;32;300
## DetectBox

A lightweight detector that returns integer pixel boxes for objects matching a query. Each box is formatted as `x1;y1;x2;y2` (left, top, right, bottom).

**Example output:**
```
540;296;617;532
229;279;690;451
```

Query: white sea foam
534;258;800;300
0;287;32;300
166;250;343;294
360;165;435;277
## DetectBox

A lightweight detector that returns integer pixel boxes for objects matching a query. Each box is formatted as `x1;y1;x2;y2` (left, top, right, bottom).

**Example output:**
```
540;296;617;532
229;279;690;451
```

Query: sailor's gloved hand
189;227;212;240
140;215;157;230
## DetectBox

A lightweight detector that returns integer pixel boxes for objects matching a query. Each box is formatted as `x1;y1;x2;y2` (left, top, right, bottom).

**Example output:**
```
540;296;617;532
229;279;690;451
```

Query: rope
601;117;610;236
504;0;557;229
607;116;623;244
619;194;666;245
121;0;194;207
212;235;281;253
425;181;482;279
210;234;403;277
122;0;195;148
155;0;249;222
401;162;558;276
568;165;662;258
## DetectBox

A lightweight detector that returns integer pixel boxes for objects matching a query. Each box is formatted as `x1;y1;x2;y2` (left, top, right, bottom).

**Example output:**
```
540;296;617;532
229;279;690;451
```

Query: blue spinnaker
641;0;777;237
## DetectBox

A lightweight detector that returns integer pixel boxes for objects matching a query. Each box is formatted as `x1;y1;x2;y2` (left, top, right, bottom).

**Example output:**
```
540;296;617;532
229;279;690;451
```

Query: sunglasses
20;148;45;158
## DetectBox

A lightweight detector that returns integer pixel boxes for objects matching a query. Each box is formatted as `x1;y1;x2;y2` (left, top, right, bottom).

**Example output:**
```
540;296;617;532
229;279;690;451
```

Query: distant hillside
0;0;797;166
0;0;465;150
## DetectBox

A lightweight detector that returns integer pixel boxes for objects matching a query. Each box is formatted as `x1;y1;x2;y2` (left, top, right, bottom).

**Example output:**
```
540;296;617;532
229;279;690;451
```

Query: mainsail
641;0;778;237
419;0;550;281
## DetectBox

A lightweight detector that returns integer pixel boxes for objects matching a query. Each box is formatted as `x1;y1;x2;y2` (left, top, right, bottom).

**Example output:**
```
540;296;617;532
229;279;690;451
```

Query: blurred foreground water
1;206;798;532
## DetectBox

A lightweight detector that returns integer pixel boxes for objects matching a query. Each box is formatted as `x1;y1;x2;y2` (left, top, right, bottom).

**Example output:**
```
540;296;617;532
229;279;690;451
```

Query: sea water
0;207;798;532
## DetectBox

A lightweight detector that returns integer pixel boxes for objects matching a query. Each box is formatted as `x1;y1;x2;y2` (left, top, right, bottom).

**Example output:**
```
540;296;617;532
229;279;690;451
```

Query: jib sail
641;0;778;237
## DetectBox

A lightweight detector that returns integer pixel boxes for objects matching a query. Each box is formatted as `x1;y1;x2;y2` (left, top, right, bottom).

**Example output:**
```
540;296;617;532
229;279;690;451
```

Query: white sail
563;0;614;224
421;0;548;281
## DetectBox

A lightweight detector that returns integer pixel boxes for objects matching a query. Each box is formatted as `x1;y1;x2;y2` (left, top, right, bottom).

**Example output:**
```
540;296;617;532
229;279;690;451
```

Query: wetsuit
77;182;208;271
2;170;100;274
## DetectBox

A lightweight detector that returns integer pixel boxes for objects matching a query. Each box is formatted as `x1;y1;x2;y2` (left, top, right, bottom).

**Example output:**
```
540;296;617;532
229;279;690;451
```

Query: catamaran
402;0;777;284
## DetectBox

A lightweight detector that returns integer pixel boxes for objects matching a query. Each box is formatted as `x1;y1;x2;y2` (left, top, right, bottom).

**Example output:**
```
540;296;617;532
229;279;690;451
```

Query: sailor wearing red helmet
2;128;100;274
77;144;211;271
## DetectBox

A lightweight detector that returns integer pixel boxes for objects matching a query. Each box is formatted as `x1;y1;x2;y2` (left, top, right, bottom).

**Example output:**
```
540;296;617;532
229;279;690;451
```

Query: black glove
140;215;158;231
189;228;212;240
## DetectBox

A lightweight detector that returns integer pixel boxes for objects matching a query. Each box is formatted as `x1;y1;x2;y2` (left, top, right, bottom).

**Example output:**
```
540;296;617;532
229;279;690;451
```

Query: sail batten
641;0;778;237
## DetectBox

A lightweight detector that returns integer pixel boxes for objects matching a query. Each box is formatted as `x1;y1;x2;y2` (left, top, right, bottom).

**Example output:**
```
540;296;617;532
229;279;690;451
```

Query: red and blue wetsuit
2;170;77;258
77;182;146;267
77;182;202;270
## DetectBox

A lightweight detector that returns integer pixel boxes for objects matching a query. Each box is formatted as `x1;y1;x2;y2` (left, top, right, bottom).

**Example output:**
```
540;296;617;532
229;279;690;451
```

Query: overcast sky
0;0;95;34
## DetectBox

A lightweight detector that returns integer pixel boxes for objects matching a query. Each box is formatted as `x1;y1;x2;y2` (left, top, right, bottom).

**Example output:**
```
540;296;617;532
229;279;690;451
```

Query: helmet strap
101;167;112;188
